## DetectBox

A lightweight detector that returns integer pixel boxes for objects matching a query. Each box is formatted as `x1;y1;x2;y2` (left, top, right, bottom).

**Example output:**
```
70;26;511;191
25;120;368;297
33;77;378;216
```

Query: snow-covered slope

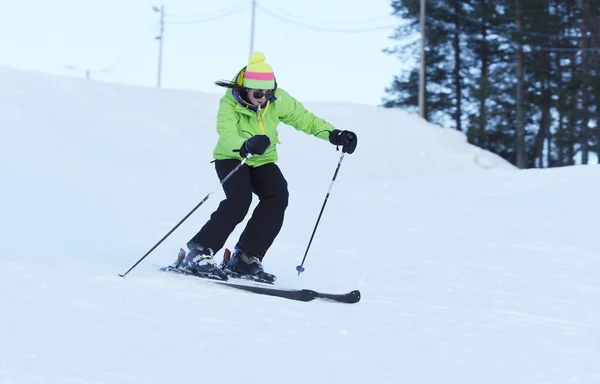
1;67;599;384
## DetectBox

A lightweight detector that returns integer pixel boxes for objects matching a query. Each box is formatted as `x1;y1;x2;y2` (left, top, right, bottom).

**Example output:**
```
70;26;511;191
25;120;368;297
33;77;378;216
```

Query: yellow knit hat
243;52;275;89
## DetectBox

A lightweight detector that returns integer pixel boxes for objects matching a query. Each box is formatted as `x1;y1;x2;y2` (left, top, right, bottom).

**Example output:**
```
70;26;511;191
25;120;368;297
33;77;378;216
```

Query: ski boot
223;247;276;284
177;243;228;280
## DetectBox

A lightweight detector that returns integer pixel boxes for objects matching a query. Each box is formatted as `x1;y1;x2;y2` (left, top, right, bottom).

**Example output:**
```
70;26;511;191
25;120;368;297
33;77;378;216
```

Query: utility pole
153;5;165;88
249;0;256;54
419;0;426;120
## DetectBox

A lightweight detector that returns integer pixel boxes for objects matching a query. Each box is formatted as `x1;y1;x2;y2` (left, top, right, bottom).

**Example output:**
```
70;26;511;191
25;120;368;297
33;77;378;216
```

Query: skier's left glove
329;129;358;154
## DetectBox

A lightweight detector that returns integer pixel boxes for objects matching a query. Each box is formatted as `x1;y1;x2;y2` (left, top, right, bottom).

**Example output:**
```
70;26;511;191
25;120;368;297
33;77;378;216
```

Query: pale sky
1;0;412;106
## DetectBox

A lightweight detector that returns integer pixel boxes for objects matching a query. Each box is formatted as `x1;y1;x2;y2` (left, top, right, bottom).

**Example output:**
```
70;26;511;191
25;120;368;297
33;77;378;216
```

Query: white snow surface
1;66;599;384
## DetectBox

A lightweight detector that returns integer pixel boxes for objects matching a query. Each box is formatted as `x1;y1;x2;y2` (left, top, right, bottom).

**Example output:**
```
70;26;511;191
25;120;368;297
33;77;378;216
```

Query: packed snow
1;66;599;384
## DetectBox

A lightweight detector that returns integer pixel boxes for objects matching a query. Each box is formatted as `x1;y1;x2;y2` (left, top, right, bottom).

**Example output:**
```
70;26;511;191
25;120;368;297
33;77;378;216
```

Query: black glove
329;129;357;154
240;134;271;157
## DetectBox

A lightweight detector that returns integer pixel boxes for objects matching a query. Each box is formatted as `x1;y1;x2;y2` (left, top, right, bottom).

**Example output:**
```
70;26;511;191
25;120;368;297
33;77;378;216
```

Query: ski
213;279;361;304
315;290;361;304
212;280;319;302
159;264;360;304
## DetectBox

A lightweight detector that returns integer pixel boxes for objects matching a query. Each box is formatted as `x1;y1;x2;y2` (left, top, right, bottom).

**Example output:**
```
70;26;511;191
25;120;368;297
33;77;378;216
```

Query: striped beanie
242;52;275;90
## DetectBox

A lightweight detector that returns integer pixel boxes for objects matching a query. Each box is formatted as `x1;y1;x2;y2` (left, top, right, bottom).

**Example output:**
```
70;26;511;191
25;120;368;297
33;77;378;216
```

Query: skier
178;51;358;282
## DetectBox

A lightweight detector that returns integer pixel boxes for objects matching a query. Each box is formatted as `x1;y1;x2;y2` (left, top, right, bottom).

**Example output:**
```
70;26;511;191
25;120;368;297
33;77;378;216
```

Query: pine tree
384;0;598;167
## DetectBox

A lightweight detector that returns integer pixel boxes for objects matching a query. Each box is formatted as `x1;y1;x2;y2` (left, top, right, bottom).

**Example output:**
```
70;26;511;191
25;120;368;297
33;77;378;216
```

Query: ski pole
119;155;251;277
296;152;345;276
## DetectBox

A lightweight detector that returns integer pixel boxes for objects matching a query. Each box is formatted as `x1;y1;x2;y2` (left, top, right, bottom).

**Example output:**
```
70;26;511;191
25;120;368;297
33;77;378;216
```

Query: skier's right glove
240;134;271;158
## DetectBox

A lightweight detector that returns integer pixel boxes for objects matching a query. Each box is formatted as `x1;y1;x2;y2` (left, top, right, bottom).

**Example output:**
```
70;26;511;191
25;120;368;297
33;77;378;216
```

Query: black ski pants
189;159;289;259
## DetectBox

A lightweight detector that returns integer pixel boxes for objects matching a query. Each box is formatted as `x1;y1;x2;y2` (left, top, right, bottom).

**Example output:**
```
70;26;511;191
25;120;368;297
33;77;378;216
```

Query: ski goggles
250;89;275;99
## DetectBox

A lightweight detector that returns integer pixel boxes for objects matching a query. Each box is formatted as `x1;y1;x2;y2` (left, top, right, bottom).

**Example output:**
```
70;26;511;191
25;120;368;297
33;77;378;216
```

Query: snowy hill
1;67;599;384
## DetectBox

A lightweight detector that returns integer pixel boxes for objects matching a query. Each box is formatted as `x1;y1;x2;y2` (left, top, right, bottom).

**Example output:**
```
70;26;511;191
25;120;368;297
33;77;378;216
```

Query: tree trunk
478;0;489;147
535;74;549;168
567;50;577;165
453;0;462;132
541;76;551;167
555;0;565;166
556;54;565;166
515;0;527;168
544;3;553;168
580;0;590;164
566;0;577;165
592;1;600;163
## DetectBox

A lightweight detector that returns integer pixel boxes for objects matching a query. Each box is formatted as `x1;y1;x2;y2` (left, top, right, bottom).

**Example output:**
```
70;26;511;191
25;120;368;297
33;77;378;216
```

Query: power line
102;22;160;72
261;0;393;26
256;3;395;33
57;3;266;86
166;5;244;20
66;21;159;82
166;7;247;25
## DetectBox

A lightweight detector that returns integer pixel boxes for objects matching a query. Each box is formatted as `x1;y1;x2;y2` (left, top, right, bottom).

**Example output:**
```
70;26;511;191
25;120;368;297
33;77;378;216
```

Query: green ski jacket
212;71;336;167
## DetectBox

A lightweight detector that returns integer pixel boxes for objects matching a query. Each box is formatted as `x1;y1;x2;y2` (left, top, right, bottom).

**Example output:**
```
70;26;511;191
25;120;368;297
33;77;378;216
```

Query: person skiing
178;51;358;282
